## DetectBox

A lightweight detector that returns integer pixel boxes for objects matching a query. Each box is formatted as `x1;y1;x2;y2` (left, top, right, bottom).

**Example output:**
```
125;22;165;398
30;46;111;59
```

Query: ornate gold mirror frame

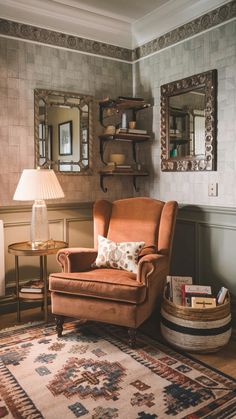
160;69;217;171
34;89;93;174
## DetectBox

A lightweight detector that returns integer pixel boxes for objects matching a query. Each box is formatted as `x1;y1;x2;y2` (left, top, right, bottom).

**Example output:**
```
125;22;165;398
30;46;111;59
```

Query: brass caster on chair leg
55;315;64;337
128;328;137;348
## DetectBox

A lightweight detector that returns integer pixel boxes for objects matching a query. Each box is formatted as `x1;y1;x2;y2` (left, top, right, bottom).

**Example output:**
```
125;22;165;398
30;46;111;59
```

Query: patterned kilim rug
0;321;236;419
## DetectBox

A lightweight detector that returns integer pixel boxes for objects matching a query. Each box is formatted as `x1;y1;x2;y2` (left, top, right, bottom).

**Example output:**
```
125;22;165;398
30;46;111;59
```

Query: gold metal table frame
8;240;68;322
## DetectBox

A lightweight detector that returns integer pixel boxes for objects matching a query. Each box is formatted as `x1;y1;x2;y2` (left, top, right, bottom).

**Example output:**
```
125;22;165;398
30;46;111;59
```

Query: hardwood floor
0;307;235;379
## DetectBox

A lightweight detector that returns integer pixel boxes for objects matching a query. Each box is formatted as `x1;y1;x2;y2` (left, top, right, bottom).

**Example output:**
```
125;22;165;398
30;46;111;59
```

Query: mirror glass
161;70;217;171
34;89;93;173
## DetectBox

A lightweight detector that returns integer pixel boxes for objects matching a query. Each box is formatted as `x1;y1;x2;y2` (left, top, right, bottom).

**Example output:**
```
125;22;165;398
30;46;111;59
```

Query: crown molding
132;0;232;48
0;0;233;49
0;0;133;48
0;1;235;62
133;0;236;60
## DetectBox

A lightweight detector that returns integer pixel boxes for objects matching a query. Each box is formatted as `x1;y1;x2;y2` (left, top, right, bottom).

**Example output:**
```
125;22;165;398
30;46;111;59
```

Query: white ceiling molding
132;0;232;47
0;0;232;49
0;0;133;48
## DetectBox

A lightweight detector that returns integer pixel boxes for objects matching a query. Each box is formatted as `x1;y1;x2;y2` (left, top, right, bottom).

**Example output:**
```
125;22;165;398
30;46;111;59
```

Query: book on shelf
128;128;147;135
166;275;192;305
101;166;133;173
116;164;132;169
20;280;44;293
118;96;144;101
19;291;44;299
216;287;229;304
116;128;148;135
191;296;216;308
116;128;128;134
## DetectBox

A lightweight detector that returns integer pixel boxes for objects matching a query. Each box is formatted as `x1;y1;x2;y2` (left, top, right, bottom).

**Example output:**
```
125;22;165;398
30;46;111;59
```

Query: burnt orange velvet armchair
49;197;178;346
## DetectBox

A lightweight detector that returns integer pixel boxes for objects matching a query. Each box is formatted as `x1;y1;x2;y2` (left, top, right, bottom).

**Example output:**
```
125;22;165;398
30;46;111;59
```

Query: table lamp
13;168;64;248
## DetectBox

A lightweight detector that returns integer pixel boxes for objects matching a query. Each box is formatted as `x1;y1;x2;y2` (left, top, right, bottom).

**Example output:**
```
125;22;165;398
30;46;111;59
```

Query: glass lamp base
31;200;49;249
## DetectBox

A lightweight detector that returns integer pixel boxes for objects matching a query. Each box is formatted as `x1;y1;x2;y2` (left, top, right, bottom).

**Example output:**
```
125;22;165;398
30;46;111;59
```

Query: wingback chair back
94;197;177;263
49;197;178;346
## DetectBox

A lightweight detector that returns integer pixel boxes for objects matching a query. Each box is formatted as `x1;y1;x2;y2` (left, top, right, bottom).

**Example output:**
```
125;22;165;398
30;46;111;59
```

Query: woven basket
161;294;232;353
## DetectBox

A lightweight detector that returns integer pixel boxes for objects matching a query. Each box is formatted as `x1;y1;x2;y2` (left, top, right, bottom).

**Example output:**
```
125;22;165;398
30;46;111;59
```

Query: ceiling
51;0;169;22
0;0;231;49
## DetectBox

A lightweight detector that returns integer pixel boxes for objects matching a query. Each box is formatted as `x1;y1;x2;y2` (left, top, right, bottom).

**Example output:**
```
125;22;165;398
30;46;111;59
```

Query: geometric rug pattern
0;320;236;418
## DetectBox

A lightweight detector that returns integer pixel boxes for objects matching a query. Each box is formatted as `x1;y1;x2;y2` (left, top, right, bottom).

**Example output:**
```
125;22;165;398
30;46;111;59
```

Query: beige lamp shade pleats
13;168;64;248
13;169;64;201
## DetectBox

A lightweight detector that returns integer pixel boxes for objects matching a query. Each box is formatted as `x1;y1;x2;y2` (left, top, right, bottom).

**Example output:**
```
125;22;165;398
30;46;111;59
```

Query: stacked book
116;128;147;135
20;280;44;299
166;276;229;308
101;164;133;173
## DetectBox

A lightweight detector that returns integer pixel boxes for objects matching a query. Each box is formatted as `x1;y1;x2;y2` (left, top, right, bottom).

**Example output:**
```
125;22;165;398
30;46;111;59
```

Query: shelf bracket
99;138;107;165
100;174;108;193
133;176;139;192
132;142;137;162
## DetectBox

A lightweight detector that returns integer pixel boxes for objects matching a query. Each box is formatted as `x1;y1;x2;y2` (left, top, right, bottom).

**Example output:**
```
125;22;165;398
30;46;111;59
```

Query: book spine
181;284;186;305
20;288;43;293
217;287;228;304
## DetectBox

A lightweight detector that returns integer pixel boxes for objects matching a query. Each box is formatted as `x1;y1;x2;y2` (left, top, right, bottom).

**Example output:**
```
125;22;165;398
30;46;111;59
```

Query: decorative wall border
0;1;235;62
133;0;236;60
0;18;132;62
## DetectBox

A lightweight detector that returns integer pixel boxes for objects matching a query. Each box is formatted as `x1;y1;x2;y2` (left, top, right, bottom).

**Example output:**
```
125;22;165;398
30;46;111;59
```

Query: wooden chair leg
55;315;64;337
128;327;137;348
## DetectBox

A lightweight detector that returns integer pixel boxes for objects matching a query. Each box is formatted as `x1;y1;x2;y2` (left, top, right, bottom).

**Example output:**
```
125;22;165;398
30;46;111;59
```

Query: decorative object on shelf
128;121;136;129
13;168;64;249
121;112;127;129
104;125;116;135
110;153;125;165
160;69;217;172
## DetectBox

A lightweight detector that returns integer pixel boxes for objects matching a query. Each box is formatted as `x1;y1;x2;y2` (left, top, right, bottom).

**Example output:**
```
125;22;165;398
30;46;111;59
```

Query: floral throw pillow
93;235;145;273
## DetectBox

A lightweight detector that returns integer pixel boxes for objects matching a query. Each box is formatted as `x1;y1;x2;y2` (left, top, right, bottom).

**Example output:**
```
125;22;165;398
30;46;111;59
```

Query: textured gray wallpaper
0;38;133;205
134;20;236;207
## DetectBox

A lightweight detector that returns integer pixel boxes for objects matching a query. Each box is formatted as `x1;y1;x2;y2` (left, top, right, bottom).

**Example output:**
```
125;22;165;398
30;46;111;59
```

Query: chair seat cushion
49;268;146;304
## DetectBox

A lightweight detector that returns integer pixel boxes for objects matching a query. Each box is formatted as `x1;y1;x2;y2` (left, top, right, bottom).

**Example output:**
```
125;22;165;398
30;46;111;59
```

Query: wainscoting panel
172;205;236;336
170;220;196;279
66;218;94;248
0;202;93;306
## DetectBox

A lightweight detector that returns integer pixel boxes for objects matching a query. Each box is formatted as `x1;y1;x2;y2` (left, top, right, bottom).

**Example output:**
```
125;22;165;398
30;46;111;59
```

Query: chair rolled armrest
137;253;168;284
57;248;98;272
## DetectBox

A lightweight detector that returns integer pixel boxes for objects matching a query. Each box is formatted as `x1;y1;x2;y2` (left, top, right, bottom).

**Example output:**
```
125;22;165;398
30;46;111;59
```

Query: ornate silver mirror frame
34;89;93;174
160;69;217;171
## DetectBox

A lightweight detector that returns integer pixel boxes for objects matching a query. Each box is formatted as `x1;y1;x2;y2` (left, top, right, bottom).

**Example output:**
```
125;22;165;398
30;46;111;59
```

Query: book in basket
182;284;212;306
166;276;192;305
20;280;44;293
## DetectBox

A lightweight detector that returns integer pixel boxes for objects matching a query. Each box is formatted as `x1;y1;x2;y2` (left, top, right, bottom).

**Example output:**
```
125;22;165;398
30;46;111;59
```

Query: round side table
8;240;68;323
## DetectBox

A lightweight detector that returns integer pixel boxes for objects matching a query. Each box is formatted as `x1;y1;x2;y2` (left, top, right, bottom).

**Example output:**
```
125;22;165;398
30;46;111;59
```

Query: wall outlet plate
208;182;218;197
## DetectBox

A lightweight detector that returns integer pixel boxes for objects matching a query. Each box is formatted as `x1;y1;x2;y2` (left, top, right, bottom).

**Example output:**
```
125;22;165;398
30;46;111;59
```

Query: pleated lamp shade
13;168;64;248
13;169;64;201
